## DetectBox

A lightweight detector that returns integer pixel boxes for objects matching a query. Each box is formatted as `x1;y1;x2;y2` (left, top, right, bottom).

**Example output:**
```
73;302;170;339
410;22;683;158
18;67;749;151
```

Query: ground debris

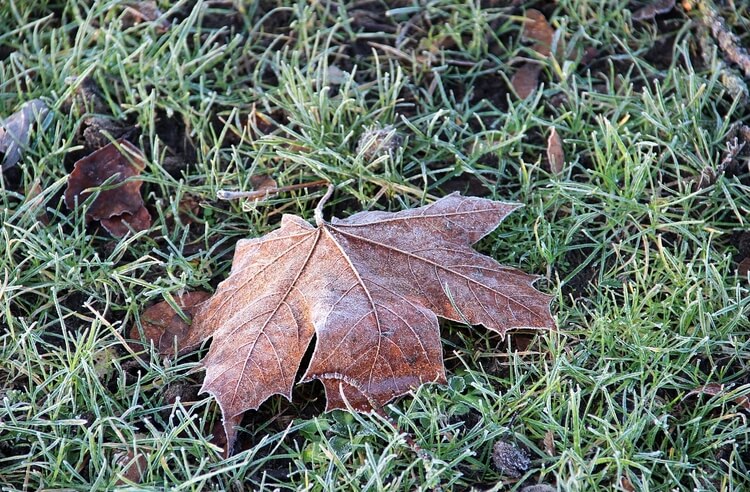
697;1;750;78
492;439;530;477
546;127;565;175
130;291;212;355
0;99;49;171
696;123;750;189
690;0;750;101
631;0;676;21
64;140;152;236
121;1;171;32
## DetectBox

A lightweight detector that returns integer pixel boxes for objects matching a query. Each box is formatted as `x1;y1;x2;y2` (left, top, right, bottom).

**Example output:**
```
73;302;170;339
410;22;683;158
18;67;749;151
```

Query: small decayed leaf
631;0;676;21
511;63;542;99
0;99;48;170
122;1;171;32
546;127;565;174
522;9;554;57
512;9;554;99
65;140;152;236
131;291;212;354
182;191;555;452
688;384;750;411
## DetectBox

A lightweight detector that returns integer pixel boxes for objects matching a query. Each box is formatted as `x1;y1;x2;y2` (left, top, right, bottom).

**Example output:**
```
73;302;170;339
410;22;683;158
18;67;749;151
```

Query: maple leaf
184;188;555;451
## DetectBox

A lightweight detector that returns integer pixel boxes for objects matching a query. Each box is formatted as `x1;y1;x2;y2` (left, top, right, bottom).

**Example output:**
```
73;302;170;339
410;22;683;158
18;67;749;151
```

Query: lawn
1;0;749;490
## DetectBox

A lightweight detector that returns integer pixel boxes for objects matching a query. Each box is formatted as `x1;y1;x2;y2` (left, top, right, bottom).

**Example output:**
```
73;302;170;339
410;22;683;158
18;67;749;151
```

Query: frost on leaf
186;192;555;452
0;99;48;170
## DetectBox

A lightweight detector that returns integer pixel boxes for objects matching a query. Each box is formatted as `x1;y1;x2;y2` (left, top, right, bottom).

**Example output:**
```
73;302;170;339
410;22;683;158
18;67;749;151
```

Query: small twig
314;184;335;226
217;179;329;201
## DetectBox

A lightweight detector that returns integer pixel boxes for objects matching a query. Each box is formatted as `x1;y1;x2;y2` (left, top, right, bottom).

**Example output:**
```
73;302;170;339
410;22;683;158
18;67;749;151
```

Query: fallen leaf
130;291;212;354
688;384;750;411
546;127;565;175
511;9;555;100
738;257;750;277
82;116;131;151
357;125;404;159
543;429;555;456
250;174;278;194
100;205;152;237
65;140;152;236
631;0;676;21
522;9;554;57
23;179;50;225
620;476;636;492
122;1;171;32
0;99;49;170
113;441;148;486
182;190;555;452
511;63;542;99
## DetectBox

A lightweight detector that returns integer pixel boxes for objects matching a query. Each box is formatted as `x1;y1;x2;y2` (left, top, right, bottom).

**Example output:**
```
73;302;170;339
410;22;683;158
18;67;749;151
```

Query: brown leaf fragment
100;204;152;237
64;140;146;221
631;0;676;21
113;444;148;486
511;63;543;99
23;180;50;225
543;430;555;456
250;174;278;194
620;477;636;492
131;291;212;354
122;1;171;32
0;99;48;171
688;384;750;411
522;9;554;58
189;191;555;454
546;127;565;175
82;116;131;151
738;257;750;277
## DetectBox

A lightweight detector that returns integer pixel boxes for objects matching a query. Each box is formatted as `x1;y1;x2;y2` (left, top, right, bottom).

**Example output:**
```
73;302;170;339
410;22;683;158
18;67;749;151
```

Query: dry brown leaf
620;477;636;492
546;127;565;175
543;429;555;456
65;140;146;220
65;140;152;236
631;0;676;21
100;205;152;237
522;9;554;58
182;190;555;452
688;384;750;411
0;99;48;171
738;257;750;277
122;1;171;32
23;180;50;225
511;63;543;99
130;291;212;354
113;443;148;486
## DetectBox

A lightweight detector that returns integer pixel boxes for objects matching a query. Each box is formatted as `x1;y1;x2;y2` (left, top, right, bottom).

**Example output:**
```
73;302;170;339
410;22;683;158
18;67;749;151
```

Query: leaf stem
314;184;335;226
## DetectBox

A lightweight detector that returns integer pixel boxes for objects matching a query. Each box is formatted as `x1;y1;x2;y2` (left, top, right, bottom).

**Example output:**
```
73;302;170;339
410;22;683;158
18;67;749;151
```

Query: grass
1;0;749;490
